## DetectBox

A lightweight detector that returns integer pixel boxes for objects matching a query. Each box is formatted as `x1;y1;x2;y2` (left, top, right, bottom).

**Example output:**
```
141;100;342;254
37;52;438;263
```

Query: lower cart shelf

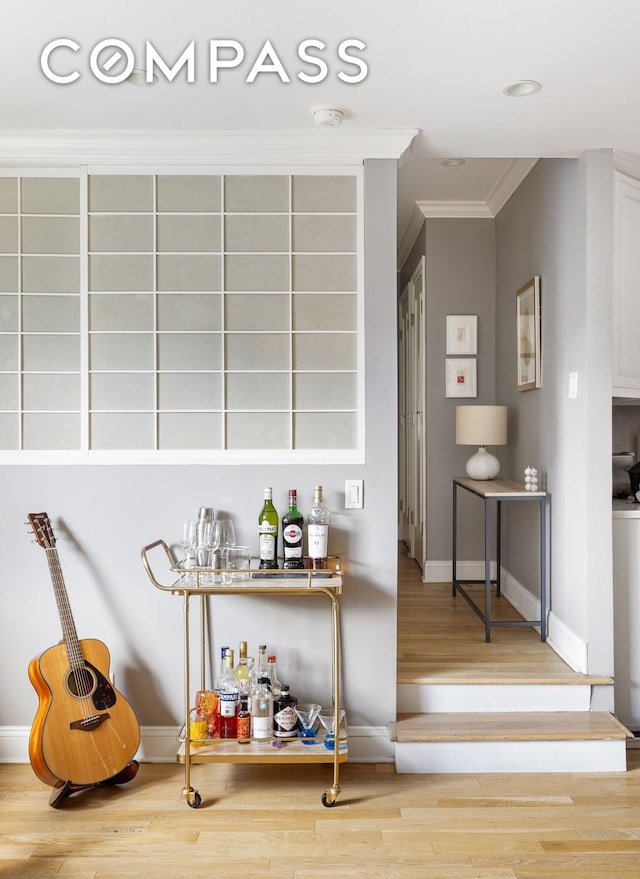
177;737;348;764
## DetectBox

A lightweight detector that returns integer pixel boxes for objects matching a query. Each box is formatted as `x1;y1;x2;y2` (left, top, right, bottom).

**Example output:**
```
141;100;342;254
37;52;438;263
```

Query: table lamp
456;405;508;480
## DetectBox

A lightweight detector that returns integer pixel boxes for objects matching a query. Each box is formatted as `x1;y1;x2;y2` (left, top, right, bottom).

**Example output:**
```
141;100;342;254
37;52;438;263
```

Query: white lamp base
465;446;500;480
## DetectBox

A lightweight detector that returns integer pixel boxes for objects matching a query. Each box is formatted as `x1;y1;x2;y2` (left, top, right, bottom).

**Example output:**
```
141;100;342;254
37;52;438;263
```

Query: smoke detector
312;104;346;127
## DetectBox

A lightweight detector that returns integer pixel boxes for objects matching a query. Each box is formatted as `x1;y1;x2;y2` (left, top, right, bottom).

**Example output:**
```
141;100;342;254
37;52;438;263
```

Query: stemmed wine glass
200;520;223;584
217;518;236;549
180;520;198;583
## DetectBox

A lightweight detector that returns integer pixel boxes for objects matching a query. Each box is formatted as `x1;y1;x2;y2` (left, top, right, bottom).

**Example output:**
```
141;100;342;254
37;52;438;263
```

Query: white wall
0;160;399;747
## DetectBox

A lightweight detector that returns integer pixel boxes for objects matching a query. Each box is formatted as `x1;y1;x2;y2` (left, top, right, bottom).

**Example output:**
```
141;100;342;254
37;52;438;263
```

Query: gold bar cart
140;540;346;808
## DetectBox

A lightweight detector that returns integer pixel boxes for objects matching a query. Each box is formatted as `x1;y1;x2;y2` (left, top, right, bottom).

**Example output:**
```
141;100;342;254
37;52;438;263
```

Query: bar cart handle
140;539;178;591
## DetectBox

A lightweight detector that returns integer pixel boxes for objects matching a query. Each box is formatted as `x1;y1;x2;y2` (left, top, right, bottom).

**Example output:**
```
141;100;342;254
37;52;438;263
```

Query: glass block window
0;174;81;451
0;169;361;458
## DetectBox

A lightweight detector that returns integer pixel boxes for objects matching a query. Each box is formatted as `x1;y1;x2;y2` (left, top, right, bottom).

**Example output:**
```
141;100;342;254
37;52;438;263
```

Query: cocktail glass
317;707;348;751
294;702;321;745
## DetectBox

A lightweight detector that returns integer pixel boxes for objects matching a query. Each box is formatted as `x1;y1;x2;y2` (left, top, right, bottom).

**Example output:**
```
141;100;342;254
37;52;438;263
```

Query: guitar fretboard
45;547;84;671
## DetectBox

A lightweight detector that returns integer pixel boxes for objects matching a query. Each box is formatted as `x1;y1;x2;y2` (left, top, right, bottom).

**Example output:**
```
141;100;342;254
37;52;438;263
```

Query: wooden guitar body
28;638;140;788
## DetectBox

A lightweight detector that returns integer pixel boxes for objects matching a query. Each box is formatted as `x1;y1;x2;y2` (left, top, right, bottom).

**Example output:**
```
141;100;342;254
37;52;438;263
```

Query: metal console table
141;539;346;809
452;476;548;643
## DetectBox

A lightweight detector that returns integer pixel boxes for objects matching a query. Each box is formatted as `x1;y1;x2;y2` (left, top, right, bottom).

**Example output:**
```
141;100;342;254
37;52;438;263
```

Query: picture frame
446;314;477;355
445;358;477;398
516;276;541;391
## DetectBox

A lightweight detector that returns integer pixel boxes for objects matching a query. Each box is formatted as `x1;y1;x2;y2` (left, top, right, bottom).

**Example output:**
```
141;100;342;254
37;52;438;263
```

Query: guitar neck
45;547;84;671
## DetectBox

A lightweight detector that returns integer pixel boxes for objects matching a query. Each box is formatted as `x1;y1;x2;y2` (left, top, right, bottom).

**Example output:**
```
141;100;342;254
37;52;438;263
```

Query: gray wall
495;155;613;675
401;218;497;564
0;159;399;731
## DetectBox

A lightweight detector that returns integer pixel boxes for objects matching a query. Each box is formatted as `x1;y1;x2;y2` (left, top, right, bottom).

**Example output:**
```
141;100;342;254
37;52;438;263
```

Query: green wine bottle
258;486;279;569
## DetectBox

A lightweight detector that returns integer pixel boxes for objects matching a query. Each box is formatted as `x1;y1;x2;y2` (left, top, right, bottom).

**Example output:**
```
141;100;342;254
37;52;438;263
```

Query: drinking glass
317;708;348;751
180;520;198;583
203;520;225;584
218;518;236;548
294;703;321;744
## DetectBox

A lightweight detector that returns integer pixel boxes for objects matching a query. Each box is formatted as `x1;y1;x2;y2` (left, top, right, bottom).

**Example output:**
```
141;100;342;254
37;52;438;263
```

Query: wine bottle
282;489;305;569
307;485;330;570
258;486;279;569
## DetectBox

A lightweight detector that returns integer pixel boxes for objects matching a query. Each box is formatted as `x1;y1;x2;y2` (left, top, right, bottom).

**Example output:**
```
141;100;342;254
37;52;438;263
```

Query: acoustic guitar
27;512;140;806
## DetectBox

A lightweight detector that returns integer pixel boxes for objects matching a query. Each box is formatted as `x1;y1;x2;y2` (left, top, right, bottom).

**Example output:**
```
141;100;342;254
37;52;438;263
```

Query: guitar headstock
28;513;56;549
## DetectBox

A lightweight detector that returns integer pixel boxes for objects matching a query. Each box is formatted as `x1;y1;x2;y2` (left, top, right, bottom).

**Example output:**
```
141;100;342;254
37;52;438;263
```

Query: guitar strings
45;547;96;725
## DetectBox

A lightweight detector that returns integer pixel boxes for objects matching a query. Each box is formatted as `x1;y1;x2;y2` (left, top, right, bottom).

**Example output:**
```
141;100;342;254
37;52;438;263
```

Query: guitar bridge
70;713;110;731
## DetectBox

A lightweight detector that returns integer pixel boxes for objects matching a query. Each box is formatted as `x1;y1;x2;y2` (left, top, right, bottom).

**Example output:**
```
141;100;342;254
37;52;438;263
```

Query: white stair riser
398;683;592;713
394;739;627;773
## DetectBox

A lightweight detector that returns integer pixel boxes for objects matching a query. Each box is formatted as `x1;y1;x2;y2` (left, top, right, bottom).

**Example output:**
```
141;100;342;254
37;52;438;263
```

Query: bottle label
252;715;273;739
283;524;302;544
274;705;299;736
259;533;276;560
219;692;238;717
237;714;251;741
308;524;328;558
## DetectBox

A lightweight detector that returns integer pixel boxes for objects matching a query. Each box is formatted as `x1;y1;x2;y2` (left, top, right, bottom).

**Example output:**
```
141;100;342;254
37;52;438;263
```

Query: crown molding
397;158;539;266
0;128;419;166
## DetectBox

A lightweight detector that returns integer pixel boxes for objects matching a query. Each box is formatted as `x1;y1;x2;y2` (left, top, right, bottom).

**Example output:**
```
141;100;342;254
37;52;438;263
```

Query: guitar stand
48;760;139;808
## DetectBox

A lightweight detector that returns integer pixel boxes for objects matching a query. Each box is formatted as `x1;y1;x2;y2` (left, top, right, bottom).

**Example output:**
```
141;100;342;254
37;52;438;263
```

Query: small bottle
273;684;299;738
237;695;251;743
282;489;305;569
250;676;273;739
219;649;238;739
307;485;330;570
266;655;282;697
258;486;279;569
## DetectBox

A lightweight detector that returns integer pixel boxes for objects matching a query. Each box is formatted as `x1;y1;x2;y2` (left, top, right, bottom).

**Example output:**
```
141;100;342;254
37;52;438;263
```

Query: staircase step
389;711;632;743
389;712;632;774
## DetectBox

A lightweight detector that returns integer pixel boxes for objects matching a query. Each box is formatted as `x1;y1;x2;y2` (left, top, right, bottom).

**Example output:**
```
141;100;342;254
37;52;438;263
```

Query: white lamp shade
456;405;508;446
456;405;508;480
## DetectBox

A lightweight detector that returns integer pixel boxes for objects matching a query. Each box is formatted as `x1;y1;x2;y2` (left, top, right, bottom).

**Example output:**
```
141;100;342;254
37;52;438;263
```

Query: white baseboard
423;560;497;583
0;725;394;765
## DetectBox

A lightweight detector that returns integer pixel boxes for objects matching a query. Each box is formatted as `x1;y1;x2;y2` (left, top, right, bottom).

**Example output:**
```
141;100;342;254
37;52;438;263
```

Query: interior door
398;258;426;569
410;258;426;568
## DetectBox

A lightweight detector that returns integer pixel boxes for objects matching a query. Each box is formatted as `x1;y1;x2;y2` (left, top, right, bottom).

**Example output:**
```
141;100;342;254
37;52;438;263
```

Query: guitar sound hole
67;666;96;699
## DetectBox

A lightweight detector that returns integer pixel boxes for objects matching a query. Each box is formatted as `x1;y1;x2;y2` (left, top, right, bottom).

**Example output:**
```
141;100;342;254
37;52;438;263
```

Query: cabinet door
613;172;640;396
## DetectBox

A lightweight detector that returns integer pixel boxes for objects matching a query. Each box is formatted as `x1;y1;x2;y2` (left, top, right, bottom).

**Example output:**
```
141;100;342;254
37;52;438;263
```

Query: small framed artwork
446;315;477;355
516;276;541;391
445;358;477;398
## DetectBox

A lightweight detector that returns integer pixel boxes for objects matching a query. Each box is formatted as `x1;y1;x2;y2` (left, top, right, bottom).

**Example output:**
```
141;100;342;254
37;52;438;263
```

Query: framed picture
516;276;541;391
445;358;477;398
446;314;477;355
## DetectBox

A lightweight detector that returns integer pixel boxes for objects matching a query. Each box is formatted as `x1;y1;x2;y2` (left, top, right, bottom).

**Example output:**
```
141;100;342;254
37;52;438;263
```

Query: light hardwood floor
2;546;639;878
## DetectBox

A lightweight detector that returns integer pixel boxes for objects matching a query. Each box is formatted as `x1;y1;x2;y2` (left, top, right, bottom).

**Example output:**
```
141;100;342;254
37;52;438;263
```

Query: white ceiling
4;0;640;247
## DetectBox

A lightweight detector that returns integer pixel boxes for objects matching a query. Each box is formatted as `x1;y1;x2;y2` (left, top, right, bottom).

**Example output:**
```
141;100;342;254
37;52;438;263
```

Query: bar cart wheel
321;785;340;807
184;787;201;808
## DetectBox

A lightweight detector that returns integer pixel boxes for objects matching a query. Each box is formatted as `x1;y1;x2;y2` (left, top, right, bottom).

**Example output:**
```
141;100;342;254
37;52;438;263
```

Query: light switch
345;479;364;509
568;371;578;399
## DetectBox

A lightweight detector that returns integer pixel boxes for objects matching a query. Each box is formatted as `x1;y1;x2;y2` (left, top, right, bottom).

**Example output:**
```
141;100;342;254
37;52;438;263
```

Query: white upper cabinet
613;171;640;397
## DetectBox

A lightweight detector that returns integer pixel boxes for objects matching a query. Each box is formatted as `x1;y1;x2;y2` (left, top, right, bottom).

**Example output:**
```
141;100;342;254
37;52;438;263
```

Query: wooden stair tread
398;669;613;686
388;711;633;743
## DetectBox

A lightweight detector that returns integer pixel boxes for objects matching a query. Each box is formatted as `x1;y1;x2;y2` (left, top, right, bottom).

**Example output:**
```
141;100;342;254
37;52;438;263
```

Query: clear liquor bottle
258;486;279;569
250;676;273;739
234;640;251;696
307;485;330;570
266;655;281;697
282;489;305;569
219;649;238;739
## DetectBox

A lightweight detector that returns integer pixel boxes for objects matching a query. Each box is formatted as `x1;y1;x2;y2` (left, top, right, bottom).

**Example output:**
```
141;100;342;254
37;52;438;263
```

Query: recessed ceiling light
126;68;158;86
441;158;466;167
503;80;541;97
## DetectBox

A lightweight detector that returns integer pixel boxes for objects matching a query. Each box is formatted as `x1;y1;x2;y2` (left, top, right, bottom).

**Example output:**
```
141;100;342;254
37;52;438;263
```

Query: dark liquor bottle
282;489;305;569
273;684;299;739
258;486;279;569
